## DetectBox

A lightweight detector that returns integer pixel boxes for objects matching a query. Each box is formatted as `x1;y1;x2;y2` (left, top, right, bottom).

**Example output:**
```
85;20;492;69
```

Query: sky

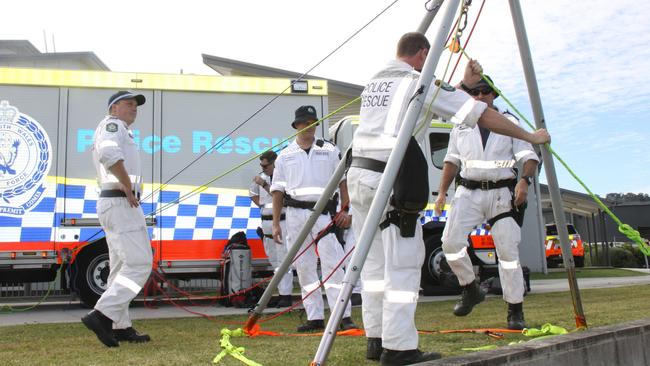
3;0;650;196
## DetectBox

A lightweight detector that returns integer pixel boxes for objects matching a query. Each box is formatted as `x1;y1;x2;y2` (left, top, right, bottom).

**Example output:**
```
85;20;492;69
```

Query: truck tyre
420;233;461;296
574;256;585;268
74;241;109;308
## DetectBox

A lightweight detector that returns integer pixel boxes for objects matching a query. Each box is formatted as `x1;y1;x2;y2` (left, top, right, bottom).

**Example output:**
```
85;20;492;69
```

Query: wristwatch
521;176;533;186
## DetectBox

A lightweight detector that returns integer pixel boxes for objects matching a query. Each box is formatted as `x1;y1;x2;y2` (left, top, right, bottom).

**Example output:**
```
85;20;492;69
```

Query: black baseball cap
291;105;318;129
469;75;499;98
108;91;146;110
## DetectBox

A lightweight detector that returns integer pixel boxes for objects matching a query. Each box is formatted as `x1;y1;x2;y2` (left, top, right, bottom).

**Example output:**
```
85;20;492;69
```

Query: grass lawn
2;285;650;366
530;267;648;280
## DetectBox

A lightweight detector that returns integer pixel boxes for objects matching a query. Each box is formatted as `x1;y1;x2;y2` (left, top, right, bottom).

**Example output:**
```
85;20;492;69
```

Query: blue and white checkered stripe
0;178;261;243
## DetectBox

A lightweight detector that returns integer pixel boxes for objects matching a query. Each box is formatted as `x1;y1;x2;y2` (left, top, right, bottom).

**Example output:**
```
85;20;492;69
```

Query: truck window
546;224;577;235
429;132;450;169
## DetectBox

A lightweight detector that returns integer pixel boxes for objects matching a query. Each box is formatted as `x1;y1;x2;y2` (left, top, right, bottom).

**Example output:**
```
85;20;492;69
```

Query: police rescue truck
330;115;544;295
0;67;329;306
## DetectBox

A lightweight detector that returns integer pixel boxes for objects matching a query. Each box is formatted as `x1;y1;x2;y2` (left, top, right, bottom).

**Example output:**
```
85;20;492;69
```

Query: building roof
202;54;363;96
539;183;601;215
0;40;40;56
0;40;109;71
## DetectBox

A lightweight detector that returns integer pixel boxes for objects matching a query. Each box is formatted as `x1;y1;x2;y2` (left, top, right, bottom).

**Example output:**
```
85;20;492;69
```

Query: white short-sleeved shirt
249;173;285;217
270;139;342;202
445;111;539;182
353;59;488;162
92;115;142;192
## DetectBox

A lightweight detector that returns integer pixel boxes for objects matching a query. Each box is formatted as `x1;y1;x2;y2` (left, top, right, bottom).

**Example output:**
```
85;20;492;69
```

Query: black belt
264;234;273;239
284;199;317;210
261;213;285;221
350;156;386;173
458;178;517;191
100;189;141;199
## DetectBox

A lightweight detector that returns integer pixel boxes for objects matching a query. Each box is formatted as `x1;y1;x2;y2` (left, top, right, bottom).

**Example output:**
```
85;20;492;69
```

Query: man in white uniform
348;32;550;365
250;150;293;308
82;91;152;347
435;74;539;330
271;105;357;332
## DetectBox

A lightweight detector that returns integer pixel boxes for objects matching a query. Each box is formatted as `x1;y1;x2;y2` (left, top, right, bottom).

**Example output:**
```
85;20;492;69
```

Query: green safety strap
213;328;262;366
523;323;568;338
459;48;650;256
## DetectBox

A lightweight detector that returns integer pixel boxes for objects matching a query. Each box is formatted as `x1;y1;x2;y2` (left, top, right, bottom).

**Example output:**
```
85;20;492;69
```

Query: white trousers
285;207;351;321
95;197;153;329
441;186;525;304
261;219;293;296
348;167;424;351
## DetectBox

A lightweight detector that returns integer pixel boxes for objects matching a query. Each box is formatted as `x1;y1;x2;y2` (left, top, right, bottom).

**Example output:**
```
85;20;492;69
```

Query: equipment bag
220;231;253;308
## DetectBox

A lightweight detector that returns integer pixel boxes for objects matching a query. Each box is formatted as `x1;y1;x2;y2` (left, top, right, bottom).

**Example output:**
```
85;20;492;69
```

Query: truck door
62;87;155;242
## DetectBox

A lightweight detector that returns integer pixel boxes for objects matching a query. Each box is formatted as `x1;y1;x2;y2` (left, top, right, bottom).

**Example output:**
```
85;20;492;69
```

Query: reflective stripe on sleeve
385;290;419;304
464;160;516;169
303;281;321;293
450;99;479;127
324;283;343;290
499;259;520;270
515;150;536;161
445;246;468;261
98;140;119;149
362;279;385;292
114;274;142;294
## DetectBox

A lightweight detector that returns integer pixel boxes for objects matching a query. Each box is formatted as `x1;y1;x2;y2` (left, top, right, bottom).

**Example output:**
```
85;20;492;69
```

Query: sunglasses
468;87;494;96
260;163;272;168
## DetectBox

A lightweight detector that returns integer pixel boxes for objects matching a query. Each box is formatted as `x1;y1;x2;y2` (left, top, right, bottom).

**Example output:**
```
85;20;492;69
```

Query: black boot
296;319;325;332
340;317;359;330
366;338;382;361
453;280;486;316
351;293;363;306
275;295;292;308
507;302;526;330
380;349;442;366
81;310;119;347
267;296;280;307
113;327;151;343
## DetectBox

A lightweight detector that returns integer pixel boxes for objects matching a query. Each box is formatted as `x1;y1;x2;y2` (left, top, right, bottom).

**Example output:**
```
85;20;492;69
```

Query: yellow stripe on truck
0;67;328;95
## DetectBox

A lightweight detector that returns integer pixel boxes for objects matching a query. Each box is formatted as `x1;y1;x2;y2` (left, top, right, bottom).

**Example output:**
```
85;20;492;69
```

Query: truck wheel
74;241;110;307
421;233;461;296
574;256;585;268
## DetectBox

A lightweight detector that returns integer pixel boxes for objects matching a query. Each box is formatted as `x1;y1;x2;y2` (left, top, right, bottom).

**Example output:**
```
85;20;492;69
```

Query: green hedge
584;244;647;267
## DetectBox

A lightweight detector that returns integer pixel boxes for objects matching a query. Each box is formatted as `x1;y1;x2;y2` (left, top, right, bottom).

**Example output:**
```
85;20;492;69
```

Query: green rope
152;96;361;217
459;48;650;256
213;328;262;366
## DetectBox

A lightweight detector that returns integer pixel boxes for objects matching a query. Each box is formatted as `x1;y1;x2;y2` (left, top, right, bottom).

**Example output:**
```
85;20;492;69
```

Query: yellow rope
213;328;262;366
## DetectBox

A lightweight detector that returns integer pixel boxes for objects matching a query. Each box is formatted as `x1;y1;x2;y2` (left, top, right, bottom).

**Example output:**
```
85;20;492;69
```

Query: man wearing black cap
81;91;152;347
270;105;357;332
436;68;540;330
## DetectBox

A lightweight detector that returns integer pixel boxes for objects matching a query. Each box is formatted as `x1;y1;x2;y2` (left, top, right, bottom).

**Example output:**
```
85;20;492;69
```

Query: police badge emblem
0;101;52;215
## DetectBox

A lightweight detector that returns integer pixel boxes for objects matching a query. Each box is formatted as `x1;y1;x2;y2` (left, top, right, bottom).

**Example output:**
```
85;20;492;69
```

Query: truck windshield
546;224;578;235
